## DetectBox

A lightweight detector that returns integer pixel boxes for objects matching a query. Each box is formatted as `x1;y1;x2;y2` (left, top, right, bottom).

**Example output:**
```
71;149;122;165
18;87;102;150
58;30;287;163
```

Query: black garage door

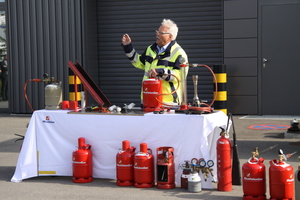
97;0;223;108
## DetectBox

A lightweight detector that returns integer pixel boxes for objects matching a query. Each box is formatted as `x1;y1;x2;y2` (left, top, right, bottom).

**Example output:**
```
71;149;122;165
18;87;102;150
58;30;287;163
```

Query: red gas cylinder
181;168;191;189
116;140;136;186
72;137;93;183
242;154;266;200
156;146;175;189
216;127;232;191
180;160;191;189
269;154;294;200
143;78;162;112
295;157;300;200
133;143;154;188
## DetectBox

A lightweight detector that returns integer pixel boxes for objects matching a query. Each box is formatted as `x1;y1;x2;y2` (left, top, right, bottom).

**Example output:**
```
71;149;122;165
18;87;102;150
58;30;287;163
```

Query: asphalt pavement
0;101;299;200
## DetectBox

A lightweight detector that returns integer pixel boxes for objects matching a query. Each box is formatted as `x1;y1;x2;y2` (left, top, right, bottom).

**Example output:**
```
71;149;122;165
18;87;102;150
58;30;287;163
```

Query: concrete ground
0;101;299;199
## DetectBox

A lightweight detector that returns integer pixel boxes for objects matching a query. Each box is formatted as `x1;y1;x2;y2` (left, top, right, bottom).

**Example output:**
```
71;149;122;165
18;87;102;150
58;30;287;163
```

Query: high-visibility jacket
122;41;188;105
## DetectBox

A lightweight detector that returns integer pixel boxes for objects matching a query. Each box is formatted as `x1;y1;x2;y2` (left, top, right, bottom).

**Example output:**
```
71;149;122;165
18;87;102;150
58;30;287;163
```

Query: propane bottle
188;171;202;193
296;156;300;200
156;147;175;189
133;143;154;188
181;160;191;189
72;137;93;183
142;78;162;112
181;168;191;189
116;140;136;186
242;150;266;200
269;153;294;200
216;127;232;191
45;78;62;110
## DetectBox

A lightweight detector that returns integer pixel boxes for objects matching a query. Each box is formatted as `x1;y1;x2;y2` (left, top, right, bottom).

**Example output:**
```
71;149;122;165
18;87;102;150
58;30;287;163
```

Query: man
0;55;8;101
121;19;188;107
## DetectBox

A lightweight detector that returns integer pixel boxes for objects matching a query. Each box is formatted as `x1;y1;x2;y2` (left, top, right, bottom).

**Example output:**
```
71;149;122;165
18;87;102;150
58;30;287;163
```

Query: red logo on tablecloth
42;116;55;124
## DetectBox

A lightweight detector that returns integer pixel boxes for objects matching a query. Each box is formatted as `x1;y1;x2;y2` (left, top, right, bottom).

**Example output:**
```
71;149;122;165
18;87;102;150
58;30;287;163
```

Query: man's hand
122;34;131;45
148;69;158;78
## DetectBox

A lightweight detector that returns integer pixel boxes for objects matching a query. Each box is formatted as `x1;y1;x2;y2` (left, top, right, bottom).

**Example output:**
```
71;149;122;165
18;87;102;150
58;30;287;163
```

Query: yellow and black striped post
69;67;82;106
213;64;227;114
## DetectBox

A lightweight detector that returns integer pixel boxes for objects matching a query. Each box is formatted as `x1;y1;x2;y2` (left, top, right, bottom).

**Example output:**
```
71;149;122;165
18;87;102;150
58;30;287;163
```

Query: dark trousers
1;74;7;100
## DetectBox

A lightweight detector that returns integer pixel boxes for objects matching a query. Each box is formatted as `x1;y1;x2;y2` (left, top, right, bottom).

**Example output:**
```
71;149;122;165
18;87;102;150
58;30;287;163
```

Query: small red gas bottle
216;127;232;191
269;150;295;200
181;160;191;189
116;140;136;186
72;137;93;183
142;78;162;112
242;149;266;200
296;156;300;200
133;143;154;188
156;146;175;189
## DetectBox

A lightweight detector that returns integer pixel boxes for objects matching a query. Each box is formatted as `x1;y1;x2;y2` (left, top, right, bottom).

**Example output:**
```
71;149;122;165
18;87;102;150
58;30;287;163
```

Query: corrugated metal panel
97;0;223;107
7;0;83;113
0;3;5;11
81;0;98;88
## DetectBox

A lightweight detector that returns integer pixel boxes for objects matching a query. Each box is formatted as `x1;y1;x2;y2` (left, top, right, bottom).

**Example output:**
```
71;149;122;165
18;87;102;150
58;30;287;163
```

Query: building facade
5;0;300;115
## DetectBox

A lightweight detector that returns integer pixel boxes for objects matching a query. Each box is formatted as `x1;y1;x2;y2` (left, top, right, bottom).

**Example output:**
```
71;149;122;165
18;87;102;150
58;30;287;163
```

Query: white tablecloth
11;109;229;188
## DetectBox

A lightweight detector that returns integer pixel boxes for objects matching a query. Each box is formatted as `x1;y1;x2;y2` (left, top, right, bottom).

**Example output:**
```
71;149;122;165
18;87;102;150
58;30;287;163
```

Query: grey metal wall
7;0;84;113
0;2;5;11
97;0;223;108
224;0;258;114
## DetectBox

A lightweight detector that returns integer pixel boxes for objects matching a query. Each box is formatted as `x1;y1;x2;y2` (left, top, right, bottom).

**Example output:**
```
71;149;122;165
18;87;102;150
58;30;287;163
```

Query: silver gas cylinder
45;80;62;110
188;171;202;193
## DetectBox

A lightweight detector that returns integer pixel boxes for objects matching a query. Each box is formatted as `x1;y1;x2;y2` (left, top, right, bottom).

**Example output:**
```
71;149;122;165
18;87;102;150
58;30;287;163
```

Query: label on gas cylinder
143;91;159;94
73;161;86;164
243;177;263;181
134;166;149;169
135;152;148;156
286;178;294;182
117;164;133;167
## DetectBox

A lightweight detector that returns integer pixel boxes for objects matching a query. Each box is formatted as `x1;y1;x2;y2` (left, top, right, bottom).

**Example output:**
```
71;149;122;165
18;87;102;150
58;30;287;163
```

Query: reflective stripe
214;73;227;83
131;52;139;63
169;82;178;103
69;92;82;101
170;46;182;59
39;171;56;175
163;68;168;75
214;91;227;101
126;48;136;58
68;76;81;84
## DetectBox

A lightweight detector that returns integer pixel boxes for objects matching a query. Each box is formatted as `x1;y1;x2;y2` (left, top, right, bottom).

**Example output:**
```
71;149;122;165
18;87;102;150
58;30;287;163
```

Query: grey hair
161;19;178;40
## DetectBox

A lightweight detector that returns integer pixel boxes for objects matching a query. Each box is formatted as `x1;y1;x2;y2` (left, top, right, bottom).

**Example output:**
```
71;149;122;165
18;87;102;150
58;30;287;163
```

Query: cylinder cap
140;143;148;153
122;140;130;150
78;137;85;148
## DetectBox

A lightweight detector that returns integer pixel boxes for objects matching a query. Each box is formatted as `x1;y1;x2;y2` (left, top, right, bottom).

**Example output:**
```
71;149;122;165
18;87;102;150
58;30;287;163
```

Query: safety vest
126;41;188;105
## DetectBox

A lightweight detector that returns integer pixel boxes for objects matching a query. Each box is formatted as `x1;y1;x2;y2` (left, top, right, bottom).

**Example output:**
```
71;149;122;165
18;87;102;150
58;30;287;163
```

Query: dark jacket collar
150;40;176;55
